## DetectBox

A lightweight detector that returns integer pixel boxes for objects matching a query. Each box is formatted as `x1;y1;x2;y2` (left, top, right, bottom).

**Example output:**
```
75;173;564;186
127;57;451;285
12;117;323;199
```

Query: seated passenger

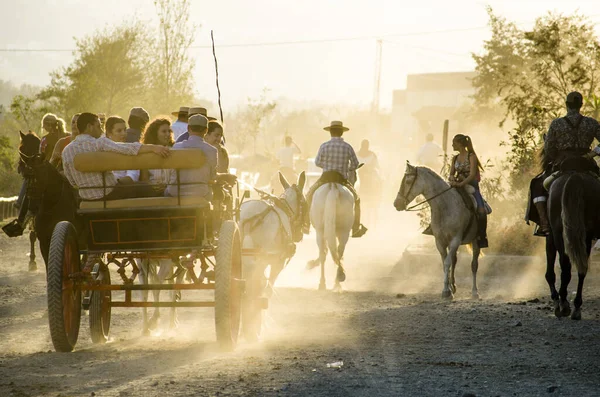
105;116;138;184
140;117;175;194
62;112;170;201
204;120;235;206
165;114;217;200
50;113;80;172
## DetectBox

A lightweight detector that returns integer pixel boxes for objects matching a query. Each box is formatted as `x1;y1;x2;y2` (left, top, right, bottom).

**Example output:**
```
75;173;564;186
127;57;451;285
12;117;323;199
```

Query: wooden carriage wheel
89;261;111;344
47;221;82;352
214;220;242;351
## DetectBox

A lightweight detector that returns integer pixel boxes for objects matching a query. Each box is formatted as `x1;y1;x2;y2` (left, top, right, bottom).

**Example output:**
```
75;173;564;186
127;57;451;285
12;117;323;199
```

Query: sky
1;0;599;110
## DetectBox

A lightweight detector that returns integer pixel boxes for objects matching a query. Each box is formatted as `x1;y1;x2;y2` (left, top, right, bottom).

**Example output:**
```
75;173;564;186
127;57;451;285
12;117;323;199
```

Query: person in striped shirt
304;121;367;238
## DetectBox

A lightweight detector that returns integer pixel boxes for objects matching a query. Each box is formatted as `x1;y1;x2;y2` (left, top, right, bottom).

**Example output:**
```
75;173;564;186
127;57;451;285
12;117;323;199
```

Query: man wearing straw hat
175;107;217;143
305;121;367;238
171;106;189;140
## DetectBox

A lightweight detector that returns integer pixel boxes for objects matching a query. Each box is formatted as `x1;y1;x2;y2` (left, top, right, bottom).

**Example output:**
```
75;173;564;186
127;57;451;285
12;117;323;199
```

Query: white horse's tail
324;184;339;264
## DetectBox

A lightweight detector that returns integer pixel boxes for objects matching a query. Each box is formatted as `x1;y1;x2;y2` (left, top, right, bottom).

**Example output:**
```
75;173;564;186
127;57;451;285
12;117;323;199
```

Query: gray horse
394;163;481;299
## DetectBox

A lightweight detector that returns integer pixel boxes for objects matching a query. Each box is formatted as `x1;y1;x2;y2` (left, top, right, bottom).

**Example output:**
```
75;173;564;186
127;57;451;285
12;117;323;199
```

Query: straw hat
171;106;189;117
323;120;349;132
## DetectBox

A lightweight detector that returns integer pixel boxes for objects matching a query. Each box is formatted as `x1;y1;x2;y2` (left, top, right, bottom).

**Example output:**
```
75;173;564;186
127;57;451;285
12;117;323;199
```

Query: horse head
279;170;307;242
394;162;422;211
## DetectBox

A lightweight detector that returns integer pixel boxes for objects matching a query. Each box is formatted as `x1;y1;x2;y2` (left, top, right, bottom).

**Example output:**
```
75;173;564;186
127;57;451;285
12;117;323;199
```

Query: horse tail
562;173;588;274
324;184;339;264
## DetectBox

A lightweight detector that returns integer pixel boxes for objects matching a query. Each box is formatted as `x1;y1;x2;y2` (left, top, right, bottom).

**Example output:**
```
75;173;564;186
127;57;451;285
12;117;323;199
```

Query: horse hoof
471;292;480;300
571;308;582;321
318;281;327;291
559;301;571;318
142;328;151;337
441;290;454;300
28;261;37;272
336;268;346;283
553;300;562;318
333;283;343;293
306;260;319;270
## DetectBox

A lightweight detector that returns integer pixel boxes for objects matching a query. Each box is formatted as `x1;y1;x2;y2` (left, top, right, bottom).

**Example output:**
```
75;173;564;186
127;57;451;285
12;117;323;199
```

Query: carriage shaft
110;301;215;308
82;283;215;291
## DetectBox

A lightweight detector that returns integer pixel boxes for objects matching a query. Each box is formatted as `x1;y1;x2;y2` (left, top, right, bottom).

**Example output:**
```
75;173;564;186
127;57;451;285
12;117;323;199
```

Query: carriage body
46;150;243;352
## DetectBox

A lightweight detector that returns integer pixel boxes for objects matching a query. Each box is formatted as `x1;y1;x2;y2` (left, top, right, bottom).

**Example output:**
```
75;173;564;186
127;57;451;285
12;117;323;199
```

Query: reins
405;186;454;211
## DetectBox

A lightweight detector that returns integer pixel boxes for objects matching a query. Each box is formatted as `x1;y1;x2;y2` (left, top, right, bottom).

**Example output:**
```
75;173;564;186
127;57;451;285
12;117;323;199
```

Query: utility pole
371;39;383;115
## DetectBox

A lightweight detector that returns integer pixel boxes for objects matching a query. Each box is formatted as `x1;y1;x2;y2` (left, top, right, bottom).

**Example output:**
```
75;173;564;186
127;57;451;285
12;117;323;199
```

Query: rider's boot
422;225;433;235
534;201;550;236
477;212;488;248
351;197;367;238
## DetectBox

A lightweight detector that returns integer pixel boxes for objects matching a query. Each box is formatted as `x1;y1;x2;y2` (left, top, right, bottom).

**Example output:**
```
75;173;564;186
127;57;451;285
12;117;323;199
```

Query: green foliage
473;8;600;191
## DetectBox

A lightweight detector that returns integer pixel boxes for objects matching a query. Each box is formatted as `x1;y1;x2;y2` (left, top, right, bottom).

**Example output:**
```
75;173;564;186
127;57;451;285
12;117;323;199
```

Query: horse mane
416;166;448;184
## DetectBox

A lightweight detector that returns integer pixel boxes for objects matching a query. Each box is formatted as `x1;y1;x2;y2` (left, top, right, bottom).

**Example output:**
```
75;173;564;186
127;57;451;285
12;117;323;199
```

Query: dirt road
2;215;600;397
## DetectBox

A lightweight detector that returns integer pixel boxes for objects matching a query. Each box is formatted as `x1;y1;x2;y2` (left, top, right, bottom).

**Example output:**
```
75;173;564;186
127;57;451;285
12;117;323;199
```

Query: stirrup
533;224;550;237
351;224;367;238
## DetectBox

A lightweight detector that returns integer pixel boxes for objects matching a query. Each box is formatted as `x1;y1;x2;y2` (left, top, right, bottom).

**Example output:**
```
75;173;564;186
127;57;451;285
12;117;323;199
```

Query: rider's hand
217;173;237;186
151;145;171;158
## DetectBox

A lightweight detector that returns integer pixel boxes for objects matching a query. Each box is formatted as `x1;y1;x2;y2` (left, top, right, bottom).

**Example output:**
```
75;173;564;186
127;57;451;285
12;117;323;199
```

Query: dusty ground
1;210;600;397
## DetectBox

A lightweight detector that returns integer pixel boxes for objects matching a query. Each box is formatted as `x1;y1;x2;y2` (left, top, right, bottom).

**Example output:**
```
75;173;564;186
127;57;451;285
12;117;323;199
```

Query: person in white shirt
62;112;170;201
416;133;443;172
105;116;139;183
277;136;301;170
171;106;189;140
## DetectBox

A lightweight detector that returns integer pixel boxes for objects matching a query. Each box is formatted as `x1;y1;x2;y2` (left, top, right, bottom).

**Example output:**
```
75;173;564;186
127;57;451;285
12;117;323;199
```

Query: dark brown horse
547;156;600;320
11;131;79;269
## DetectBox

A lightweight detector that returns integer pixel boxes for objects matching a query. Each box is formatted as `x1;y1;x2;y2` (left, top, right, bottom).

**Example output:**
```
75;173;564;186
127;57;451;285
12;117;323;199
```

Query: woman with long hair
448;134;488;248
139;117;174;192
50;113;80;171
39;113;68;162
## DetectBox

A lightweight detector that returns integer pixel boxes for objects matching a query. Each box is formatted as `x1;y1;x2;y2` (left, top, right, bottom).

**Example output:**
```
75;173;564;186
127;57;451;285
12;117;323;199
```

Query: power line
0;24;527;53
2;14;600;54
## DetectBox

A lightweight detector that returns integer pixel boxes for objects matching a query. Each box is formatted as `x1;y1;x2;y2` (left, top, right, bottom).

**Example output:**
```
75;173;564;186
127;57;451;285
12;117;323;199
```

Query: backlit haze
1;0;599;110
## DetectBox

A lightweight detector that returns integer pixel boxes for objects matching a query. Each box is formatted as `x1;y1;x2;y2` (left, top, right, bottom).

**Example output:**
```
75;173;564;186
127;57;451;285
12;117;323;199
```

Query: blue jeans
469;181;485;209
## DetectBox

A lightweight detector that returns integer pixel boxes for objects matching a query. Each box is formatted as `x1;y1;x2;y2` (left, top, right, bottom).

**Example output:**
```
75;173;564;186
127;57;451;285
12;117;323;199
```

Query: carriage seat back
74;148;205;172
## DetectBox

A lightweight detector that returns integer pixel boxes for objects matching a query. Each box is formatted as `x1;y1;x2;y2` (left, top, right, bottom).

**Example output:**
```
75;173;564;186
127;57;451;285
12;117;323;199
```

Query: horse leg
442;238;460;300
147;260;161;330
165;260;181;329
471;242;481;299
28;228;37;272
139;260;151;335
557;250;572;318
544;235;559;310
333;233;350;292
316;230;327;291
571;237;592;320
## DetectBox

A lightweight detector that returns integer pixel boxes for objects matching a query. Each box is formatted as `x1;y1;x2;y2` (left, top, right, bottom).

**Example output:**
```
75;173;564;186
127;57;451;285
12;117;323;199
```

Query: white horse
138;258;184;334
239;171;307;340
393;163;481;300
307;182;355;291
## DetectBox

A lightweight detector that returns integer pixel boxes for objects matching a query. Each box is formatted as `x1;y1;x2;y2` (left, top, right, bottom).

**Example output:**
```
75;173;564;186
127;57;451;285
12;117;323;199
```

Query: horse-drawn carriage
46;150;247;352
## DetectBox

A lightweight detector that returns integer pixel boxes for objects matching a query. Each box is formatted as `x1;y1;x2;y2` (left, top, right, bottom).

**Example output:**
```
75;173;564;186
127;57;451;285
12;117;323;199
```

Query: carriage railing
73;149;215;209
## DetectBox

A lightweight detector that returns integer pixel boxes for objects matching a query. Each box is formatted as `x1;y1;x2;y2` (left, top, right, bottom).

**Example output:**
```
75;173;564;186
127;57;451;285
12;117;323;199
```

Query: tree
472;8;600;189
148;0;197;113
9;94;50;131
39;23;152;118
229;89;277;155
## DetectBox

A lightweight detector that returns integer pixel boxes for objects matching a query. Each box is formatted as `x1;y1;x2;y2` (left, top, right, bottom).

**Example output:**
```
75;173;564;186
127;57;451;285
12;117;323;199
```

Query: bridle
397;166;453;211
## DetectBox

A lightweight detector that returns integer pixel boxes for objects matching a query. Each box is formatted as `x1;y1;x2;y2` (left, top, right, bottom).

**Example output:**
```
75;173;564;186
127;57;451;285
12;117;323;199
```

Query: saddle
543;155;600;191
458;185;492;215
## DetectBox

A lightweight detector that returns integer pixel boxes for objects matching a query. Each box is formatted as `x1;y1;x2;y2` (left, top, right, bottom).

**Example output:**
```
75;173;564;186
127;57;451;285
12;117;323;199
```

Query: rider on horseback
304;121;367;238
528;91;600;236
